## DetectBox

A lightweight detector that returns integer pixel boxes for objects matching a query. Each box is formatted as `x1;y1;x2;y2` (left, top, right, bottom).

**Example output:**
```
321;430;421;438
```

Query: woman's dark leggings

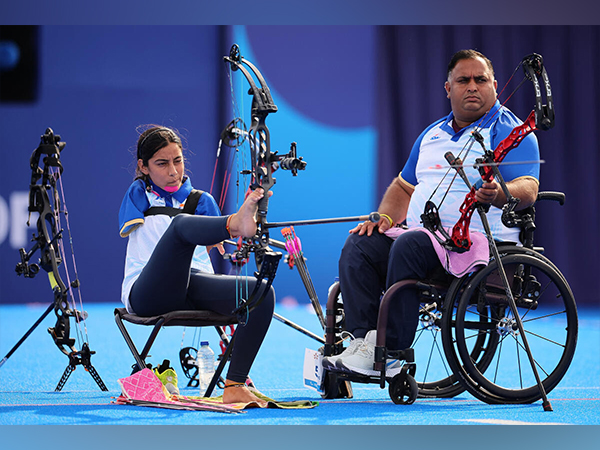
129;214;275;383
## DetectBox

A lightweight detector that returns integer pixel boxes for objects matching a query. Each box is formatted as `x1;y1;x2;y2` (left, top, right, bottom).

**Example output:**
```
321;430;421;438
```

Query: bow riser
450;110;538;250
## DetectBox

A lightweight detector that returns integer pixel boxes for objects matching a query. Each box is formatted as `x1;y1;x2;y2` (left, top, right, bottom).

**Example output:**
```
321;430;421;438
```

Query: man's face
445;57;498;128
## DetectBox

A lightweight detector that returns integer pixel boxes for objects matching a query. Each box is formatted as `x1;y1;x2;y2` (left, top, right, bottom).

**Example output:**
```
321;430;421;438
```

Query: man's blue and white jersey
400;101;540;244
118;177;220;313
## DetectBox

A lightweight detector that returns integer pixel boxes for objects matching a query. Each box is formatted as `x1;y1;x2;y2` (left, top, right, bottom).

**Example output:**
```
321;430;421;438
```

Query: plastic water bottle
197;341;215;397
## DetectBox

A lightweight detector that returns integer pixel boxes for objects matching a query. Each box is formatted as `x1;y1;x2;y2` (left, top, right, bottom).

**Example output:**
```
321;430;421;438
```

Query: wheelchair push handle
537;191;565;206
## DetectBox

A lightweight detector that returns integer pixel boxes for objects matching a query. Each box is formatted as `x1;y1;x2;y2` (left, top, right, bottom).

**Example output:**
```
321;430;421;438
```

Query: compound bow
219;44;381;321
1;128;107;391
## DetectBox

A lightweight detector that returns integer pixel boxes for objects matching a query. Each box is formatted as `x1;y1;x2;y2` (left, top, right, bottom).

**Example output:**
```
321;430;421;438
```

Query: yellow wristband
379;213;394;228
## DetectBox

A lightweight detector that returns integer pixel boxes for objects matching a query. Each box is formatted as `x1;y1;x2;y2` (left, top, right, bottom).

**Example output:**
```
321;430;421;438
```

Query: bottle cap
200;341;209;346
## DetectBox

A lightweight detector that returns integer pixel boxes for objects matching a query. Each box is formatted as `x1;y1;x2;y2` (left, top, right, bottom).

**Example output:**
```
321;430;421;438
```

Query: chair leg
138;318;165;364
114;311;165;372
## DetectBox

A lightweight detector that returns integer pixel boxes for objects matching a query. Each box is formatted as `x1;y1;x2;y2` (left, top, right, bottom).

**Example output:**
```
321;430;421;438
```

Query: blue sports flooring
1;302;598;441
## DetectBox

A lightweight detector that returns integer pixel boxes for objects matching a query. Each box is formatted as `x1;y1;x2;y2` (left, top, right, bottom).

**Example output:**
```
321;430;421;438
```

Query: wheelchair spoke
415;298;467;397
511;332;552;378
516;337;523;389
492;336;504;384
523;328;567;349
522;309;567;324
422;330;437;383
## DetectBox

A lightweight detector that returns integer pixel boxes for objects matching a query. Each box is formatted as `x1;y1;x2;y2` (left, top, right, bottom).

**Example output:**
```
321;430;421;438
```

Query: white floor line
461;418;569;425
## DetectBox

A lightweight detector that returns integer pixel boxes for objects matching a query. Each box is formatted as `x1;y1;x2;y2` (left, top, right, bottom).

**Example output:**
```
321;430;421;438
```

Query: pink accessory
384;226;489;277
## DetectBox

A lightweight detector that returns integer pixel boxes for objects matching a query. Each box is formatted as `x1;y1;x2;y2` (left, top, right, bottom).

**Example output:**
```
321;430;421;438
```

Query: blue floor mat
1;303;598;427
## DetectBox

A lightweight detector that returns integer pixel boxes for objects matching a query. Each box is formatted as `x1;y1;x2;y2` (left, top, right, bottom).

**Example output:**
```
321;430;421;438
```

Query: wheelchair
321;192;578;407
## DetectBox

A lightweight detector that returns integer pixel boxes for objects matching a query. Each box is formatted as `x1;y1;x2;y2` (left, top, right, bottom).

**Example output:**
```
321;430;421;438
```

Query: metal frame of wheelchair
321;192;578;407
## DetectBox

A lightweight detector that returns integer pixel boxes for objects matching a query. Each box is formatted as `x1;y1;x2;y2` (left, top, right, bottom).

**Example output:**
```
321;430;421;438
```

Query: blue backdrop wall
0;25;597;308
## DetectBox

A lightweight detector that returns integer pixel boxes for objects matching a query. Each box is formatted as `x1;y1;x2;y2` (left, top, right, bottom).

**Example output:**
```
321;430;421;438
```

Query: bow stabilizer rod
264;212;380;229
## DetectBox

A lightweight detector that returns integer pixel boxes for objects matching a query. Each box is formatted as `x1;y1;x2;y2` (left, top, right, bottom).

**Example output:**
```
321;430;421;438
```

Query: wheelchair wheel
451;253;577;404
389;373;418;405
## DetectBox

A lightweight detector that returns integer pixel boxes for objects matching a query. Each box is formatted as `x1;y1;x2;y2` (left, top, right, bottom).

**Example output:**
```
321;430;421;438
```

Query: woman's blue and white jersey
118;177;220;313
400;100;540;244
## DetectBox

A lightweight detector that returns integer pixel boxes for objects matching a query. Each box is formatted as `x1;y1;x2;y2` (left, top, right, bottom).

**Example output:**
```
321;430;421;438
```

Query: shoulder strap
182;189;204;214
144;189;204;217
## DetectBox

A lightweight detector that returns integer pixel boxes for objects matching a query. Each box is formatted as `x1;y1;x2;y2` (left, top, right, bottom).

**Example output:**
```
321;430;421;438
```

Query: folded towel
384;226;489;277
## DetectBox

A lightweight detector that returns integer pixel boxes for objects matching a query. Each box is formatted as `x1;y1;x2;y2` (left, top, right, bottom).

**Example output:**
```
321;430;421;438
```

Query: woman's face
138;142;184;192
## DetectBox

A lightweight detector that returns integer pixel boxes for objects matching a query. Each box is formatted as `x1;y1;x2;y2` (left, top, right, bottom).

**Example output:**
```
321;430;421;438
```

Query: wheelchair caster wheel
389;374;418;405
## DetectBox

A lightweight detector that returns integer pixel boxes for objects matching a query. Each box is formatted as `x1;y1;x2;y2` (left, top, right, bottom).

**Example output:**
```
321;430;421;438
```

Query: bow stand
1;128;107;391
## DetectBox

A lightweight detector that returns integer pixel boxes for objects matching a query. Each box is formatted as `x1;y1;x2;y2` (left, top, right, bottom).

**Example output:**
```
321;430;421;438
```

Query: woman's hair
134;125;184;181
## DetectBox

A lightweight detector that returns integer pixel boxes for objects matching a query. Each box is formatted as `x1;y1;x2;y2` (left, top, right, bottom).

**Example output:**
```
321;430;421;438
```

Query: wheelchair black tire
450;253;578;404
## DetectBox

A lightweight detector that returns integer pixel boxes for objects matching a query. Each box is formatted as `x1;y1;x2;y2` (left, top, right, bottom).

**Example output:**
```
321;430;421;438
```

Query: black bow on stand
1;128;107;391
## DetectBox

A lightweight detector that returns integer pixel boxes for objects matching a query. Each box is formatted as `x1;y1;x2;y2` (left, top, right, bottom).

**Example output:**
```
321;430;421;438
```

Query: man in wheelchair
323;49;540;377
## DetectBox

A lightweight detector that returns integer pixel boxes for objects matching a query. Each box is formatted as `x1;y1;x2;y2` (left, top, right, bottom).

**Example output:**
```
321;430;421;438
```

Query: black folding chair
114;307;238;397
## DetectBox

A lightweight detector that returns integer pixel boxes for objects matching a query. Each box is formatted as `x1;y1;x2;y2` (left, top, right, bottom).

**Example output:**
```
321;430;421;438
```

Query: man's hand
475;181;500;205
350;216;392;236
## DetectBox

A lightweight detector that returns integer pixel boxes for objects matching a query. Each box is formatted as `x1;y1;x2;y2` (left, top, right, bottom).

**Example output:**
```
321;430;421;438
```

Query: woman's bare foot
222;381;267;406
227;188;265;238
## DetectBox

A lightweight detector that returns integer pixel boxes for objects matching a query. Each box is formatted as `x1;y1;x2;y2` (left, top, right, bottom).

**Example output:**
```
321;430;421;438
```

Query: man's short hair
447;50;495;80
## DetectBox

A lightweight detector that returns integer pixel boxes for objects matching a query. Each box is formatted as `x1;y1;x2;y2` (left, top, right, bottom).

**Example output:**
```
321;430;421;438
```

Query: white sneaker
336;330;403;377
322;334;364;370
